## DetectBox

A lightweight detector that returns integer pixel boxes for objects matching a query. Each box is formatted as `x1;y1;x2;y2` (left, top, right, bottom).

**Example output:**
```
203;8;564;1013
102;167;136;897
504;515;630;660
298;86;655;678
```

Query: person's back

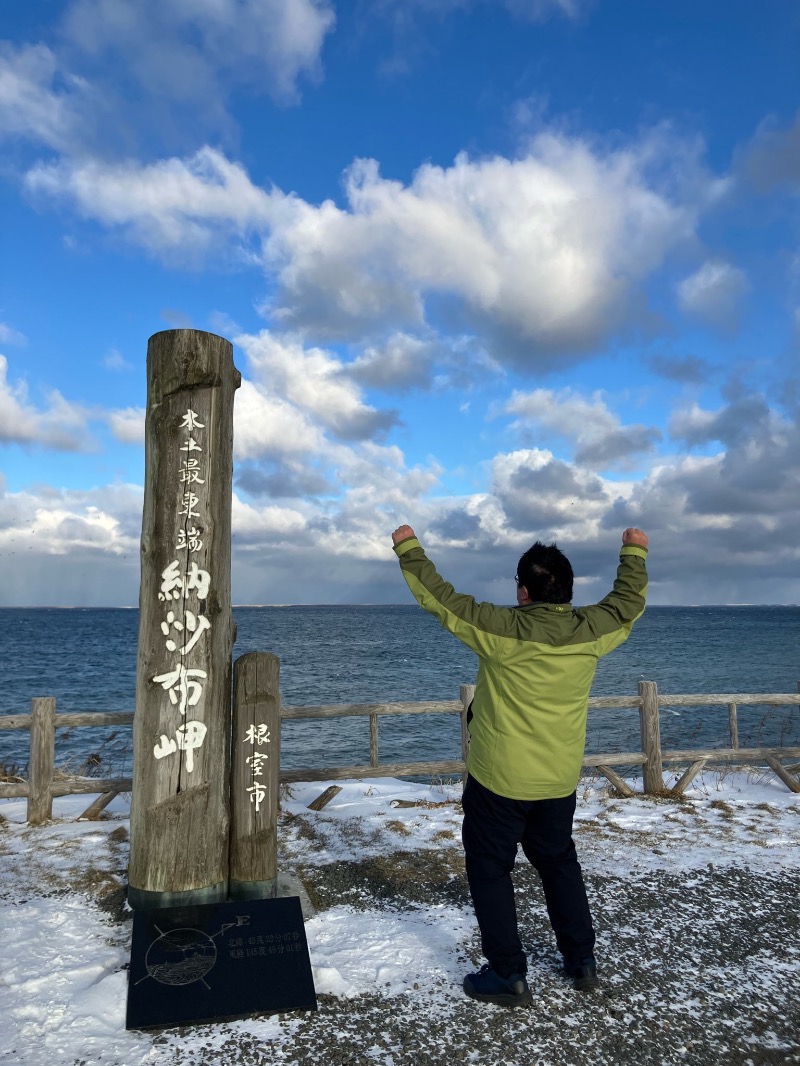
391;523;649;1006
392;527;648;799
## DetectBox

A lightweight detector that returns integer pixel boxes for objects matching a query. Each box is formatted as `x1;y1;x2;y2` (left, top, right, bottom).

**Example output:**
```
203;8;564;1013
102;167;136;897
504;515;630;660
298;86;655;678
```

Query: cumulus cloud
677;260;749;330
237;330;399;441
490;447;612;532
0;42;94;153
348;332;441;391
62;0;335;106
0;355;94;450
22;127;718;360
107;406;145;444
506;387;661;468
25;147;276;258
262;134;706;361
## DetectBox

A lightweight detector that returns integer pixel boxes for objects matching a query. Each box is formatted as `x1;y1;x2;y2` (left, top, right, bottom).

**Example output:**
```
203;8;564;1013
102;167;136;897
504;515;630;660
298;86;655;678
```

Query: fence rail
1;683;799;822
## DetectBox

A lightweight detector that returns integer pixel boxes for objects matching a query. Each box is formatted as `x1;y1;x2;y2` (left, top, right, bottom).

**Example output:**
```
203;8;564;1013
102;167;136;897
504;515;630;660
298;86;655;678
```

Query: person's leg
520;792;595;966
461;775;528;977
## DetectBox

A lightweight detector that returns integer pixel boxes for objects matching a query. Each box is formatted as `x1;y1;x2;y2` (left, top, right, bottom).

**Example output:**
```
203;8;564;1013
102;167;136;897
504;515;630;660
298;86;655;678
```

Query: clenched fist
622;528;648;549
392;525;416;545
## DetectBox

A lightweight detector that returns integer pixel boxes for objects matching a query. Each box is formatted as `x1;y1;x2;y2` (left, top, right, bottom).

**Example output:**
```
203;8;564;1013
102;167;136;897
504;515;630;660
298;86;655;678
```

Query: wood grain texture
128;330;239;906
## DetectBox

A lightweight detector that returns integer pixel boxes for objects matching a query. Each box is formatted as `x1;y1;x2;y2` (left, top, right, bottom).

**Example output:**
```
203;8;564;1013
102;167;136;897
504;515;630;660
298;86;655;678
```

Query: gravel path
156;841;800;1066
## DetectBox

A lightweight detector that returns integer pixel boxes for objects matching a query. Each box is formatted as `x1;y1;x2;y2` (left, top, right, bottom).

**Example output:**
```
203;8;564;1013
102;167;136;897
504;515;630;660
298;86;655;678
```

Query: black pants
461;774;595;977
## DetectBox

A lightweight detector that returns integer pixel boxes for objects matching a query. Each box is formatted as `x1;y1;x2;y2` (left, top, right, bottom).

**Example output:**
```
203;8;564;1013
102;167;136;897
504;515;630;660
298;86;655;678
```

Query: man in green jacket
391;524;649;1007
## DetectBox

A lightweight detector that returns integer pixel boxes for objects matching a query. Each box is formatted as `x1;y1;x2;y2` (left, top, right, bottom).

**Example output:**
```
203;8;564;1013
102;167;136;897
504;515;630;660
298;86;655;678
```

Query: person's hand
392;525;416;545
622;527;648;548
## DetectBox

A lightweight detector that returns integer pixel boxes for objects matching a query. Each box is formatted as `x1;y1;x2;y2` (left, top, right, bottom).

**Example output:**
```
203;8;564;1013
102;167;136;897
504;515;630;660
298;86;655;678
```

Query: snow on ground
1;771;799;1066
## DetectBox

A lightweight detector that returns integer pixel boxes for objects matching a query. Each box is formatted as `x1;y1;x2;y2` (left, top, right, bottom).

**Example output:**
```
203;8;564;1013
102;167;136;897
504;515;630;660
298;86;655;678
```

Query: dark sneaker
463;964;532;1007
563;956;599;991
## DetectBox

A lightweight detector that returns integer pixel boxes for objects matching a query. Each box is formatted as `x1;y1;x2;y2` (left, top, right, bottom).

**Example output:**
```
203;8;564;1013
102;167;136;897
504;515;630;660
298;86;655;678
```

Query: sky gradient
1;0;798;606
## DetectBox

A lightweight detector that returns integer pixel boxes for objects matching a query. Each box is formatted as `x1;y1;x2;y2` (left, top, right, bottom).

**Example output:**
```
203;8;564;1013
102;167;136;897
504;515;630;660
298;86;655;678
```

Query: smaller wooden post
28;697;56;824
638;681;664;794
229;652;281;900
728;703;739;749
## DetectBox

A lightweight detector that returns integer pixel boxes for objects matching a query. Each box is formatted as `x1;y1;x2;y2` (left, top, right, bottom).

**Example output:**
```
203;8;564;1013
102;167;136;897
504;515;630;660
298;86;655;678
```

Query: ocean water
0;605;798;778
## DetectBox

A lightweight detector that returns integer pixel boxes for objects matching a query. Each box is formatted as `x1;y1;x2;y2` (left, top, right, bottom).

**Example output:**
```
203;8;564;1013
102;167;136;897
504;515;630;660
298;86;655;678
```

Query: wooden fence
1;680;799;825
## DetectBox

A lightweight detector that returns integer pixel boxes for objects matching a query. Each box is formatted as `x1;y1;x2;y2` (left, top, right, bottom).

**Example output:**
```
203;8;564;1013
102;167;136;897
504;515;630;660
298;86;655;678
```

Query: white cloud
0;483;141;557
0;322;27;346
677;260;749;329
263;133;703;360
506;387;661;468
62;0;335;106
25;148;276;256
348;332;441;391
0;42;92;152
0;355;94;450
21;126;719;362
107;406;145;444
233;378;324;460
237;330;398;441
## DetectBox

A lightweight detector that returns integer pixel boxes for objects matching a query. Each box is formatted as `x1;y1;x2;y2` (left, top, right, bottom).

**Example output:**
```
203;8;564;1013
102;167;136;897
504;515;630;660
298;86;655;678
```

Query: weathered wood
369;713;379;767
55;712;135;728
638;681;664;794
28;697;55;824
671;759;708;795
765;757;800;794
307;785;343;811
0;783;29;798
229;652;281;900
728;703;739;749
662;745;800;762
583;752;646;767
129;329;240;911
656;693;800;707
280;759;467;783
78;790;121;820
0;775;131;799
51;776;132;796
0;715;33;731
595;764;635;797
1;711;133;730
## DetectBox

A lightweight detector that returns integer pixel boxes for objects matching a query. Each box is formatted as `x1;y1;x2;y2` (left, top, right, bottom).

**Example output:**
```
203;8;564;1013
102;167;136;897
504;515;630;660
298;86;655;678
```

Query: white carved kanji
160;610;212;655
180;410;205;432
152;664;208;715
243;724;271;746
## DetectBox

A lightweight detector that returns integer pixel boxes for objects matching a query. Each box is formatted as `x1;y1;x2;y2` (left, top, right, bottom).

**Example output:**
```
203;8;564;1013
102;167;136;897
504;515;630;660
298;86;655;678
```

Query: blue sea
0;605;798;779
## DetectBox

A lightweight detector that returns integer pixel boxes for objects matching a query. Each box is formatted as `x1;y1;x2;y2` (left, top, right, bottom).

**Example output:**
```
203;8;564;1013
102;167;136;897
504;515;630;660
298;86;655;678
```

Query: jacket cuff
620;545;648;559
393;536;421;557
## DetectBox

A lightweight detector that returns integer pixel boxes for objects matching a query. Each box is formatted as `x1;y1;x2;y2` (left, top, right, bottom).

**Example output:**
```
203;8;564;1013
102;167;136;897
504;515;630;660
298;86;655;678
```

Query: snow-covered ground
1;770;799;1066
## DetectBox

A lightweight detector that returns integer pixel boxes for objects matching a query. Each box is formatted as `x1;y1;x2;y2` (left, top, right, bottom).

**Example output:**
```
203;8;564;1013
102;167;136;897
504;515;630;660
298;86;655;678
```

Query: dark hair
516;541;573;604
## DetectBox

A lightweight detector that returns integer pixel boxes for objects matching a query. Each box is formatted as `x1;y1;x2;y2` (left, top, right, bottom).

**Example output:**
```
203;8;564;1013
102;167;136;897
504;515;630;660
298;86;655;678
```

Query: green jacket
394;537;648;800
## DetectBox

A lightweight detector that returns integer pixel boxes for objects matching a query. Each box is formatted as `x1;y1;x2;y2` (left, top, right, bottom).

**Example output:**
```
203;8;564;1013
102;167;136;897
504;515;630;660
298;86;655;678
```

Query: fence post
28;697;56;824
128;329;240;911
638;680;664;794
229;652;281;900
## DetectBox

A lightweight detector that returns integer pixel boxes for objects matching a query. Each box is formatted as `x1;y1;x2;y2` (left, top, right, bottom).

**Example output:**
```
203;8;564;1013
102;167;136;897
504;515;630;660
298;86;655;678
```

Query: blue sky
1;0;798;606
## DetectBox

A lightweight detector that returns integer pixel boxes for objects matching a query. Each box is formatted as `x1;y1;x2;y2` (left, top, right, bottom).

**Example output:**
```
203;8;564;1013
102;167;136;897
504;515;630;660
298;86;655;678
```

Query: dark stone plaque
126;896;317;1030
